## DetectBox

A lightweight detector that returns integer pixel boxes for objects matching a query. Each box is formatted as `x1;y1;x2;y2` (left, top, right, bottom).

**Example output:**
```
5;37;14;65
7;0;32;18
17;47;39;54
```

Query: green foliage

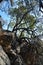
8;0;43;37
17;0;23;6
23;14;36;29
9;21;15;28
9;6;27;17
18;6;27;13
29;15;35;29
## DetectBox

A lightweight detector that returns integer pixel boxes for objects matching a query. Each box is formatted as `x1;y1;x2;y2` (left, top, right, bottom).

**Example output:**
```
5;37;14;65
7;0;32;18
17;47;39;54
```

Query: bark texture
0;45;10;65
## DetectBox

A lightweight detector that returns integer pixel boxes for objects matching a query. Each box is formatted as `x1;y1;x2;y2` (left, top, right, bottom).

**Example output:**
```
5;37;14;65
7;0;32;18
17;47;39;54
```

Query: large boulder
0;45;10;65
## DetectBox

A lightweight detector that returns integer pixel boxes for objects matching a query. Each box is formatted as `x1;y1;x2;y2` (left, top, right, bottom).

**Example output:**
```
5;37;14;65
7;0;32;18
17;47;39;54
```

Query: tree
0;0;43;65
8;0;37;38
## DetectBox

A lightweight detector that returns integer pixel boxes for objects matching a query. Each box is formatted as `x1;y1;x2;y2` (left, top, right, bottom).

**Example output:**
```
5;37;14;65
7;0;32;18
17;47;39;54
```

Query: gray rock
0;45;11;65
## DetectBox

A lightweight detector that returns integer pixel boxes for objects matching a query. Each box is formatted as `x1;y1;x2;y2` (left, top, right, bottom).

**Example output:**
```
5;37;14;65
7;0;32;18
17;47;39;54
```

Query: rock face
0;45;10;65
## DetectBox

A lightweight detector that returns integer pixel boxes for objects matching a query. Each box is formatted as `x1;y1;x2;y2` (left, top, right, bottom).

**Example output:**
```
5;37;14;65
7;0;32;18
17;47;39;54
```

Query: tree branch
12;7;33;32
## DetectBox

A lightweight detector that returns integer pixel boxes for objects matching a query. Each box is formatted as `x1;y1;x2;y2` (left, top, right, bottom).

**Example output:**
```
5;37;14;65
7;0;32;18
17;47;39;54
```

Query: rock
0;45;11;65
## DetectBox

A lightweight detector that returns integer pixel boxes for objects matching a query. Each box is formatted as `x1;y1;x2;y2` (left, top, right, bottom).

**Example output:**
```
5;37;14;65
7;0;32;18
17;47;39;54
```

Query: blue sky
0;0;11;29
0;0;18;29
0;0;43;31
0;10;10;22
0;1;11;22
0;0;43;40
0;10;11;29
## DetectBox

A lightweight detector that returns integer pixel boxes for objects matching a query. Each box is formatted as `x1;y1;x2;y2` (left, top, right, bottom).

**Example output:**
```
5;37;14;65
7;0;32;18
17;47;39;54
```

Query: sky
0;0;43;23
0;10;10;22
0;10;11;29
0;0;43;36
0;0;43;40
0;0;18;30
0;0;11;29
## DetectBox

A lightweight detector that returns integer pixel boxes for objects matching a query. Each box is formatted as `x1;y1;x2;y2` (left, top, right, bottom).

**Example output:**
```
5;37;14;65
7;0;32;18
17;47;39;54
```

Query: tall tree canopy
0;1;43;65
